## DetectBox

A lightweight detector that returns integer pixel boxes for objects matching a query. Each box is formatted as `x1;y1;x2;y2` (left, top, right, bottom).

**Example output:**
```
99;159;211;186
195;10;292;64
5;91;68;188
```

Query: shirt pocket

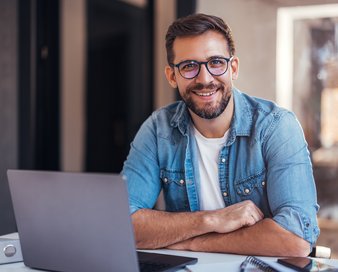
235;169;271;216
160;169;190;212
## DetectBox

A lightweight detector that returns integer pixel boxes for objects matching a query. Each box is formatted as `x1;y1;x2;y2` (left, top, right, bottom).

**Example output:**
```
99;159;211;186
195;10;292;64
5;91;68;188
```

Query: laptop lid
7;170;139;272
7;170;197;272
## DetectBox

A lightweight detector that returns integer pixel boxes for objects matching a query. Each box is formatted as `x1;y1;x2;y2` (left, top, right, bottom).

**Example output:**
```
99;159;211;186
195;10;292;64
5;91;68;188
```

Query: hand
204;200;264;233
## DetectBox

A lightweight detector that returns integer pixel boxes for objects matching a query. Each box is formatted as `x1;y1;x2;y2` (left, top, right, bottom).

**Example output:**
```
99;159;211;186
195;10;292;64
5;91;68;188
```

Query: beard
180;82;232;119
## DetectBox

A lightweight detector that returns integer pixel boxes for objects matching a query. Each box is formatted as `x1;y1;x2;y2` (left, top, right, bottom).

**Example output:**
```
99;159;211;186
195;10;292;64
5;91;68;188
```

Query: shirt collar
231;88;253;137
170;101;191;135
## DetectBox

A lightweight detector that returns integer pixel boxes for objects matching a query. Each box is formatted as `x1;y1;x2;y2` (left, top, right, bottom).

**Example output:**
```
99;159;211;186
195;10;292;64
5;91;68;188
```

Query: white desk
1;232;338;271
1;249;338;271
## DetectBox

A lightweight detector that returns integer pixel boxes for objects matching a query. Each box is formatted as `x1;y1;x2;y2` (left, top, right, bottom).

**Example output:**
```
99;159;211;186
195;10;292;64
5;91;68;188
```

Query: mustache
186;82;224;93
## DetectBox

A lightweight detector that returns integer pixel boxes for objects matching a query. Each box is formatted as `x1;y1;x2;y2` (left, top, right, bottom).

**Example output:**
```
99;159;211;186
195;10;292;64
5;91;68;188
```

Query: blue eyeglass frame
170;56;233;79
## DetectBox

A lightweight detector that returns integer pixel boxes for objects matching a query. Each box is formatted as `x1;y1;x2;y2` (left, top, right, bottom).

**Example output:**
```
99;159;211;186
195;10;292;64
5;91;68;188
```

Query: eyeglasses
170;56;233;79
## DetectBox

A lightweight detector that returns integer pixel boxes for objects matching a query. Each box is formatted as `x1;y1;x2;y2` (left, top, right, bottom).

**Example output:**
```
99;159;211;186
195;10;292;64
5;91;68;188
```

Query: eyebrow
206;55;227;60
178;55;228;64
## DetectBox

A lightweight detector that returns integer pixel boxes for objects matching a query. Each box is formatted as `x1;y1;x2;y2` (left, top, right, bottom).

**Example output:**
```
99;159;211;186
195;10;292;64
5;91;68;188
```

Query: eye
179;61;198;72
209;58;226;67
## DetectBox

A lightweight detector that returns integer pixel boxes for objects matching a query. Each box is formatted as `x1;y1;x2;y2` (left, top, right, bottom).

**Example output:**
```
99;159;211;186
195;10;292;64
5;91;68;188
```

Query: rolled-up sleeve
263;111;320;248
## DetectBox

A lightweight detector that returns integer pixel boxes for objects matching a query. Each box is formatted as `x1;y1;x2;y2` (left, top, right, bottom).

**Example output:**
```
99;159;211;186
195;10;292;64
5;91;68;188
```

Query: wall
60;0;86;171
196;0;338;101
154;0;176;109
0;0;18;234
197;0;278;101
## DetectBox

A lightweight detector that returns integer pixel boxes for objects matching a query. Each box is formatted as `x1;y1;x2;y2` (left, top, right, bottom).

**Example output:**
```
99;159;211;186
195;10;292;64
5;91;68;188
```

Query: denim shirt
122;88;320;247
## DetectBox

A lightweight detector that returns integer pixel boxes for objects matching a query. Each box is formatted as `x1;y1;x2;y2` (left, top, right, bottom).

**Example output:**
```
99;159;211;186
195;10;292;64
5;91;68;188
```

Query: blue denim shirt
122;88;320;247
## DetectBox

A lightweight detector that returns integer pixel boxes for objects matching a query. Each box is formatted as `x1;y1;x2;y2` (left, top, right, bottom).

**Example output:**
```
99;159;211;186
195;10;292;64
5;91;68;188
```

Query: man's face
165;30;239;119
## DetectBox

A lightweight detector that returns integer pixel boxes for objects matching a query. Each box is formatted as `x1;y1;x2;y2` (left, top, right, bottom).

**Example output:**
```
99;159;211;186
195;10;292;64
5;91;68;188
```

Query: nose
195;63;214;84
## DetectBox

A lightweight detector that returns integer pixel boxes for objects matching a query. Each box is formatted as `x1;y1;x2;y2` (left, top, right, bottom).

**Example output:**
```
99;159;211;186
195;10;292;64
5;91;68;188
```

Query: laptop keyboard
139;260;173;272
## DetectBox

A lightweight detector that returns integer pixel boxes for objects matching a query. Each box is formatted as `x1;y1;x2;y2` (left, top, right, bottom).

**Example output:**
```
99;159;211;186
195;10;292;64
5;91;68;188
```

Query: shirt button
223;191;228;197
262;181;266;186
244;188;250;194
179;179;185;185
163;177;168;183
221;158;226;163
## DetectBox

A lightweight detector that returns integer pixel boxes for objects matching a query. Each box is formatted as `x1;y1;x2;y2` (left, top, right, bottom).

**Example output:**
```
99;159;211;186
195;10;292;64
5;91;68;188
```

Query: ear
230;56;239;80
165;65;178;88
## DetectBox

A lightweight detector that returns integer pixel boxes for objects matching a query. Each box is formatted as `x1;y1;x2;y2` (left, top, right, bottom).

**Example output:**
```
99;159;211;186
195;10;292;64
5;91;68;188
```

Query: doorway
85;0;153;173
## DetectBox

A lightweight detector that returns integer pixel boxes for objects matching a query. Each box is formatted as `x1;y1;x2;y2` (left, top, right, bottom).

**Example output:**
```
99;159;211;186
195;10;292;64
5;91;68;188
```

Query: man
122;13;319;256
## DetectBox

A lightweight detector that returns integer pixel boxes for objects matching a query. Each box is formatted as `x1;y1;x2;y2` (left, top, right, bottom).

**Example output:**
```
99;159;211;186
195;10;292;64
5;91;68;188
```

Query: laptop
7;170;197;272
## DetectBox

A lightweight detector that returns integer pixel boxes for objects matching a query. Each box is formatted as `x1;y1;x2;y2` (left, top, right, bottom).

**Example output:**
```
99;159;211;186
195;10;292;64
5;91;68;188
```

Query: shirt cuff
273;207;320;249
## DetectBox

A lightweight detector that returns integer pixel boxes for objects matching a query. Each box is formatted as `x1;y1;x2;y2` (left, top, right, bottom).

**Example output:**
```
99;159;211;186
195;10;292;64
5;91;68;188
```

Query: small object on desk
278;257;338;272
309;246;331;259
0;237;23;264
240;256;280;272
239;257;249;272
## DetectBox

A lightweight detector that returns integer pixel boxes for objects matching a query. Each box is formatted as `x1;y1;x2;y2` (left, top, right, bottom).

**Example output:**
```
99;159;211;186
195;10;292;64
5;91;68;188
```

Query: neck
190;95;234;138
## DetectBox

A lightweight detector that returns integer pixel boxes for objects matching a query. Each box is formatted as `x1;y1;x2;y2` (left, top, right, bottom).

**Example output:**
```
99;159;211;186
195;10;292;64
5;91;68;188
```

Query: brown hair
165;13;236;64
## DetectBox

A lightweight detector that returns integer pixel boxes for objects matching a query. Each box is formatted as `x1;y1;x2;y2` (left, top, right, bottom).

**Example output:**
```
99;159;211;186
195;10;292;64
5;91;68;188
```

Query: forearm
132;208;211;249
132;201;264;249
170;218;310;257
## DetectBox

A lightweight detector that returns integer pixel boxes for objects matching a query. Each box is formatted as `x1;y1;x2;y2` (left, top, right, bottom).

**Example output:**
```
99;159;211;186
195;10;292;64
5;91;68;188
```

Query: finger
251;213;263;223
255;207;264;219
251;208;264;220
247;202;264;219
245;214;257;227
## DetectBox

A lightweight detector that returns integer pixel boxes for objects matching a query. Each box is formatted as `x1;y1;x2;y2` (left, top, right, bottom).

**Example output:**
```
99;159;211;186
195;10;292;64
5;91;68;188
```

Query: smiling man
122;13;319;256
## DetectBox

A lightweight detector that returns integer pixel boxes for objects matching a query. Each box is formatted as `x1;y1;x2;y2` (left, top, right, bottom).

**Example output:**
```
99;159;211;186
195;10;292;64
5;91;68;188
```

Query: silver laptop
7;170;197;272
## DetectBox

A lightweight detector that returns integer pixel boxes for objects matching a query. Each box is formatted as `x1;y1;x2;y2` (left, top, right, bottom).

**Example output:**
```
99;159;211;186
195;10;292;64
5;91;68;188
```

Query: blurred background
0;0;337;257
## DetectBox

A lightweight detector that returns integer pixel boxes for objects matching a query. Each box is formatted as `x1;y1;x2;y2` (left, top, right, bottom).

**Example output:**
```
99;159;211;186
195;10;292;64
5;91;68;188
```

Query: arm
132;200;263;249
168;218;310;257
263;112;319;250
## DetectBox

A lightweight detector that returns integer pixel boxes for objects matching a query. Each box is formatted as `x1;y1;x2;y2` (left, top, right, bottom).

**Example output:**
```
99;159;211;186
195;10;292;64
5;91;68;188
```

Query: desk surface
1;232;338;271
2;249;338;271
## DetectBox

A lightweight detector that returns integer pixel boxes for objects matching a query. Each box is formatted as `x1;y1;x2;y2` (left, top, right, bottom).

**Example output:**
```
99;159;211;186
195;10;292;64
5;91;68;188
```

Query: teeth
195;91;216;96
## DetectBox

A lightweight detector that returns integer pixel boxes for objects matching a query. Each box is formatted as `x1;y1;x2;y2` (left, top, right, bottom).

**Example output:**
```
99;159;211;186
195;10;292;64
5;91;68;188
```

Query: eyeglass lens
178;58;230;79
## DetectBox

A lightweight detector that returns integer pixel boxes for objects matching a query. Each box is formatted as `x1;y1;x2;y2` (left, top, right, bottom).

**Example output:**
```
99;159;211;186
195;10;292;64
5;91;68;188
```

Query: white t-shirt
193;126;228;211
